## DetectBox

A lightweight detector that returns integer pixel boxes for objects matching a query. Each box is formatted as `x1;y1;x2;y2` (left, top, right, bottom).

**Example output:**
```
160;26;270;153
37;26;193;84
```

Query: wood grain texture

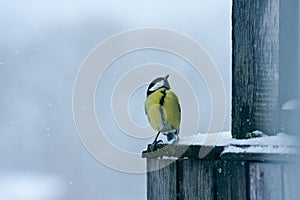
179;160;215;200
147;159;177;200
142;144;224;160
146;155;299;200
232;0;280;138
215;161;247;200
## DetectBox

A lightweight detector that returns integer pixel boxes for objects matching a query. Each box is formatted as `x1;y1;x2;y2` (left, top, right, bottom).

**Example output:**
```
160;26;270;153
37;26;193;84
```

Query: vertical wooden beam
147;159;177;200
144;146;299;200
180;160;215;200
232;0;280;138
215;161;247;200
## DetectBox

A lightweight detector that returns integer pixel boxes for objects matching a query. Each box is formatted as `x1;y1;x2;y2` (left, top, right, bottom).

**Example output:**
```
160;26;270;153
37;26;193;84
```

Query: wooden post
144;0;300;199
142;144;299;200
232;0;280;138
147;159;177;199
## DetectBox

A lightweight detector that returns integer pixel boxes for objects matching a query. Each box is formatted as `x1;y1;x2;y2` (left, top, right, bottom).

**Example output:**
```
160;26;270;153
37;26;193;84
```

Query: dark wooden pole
232;0;280;138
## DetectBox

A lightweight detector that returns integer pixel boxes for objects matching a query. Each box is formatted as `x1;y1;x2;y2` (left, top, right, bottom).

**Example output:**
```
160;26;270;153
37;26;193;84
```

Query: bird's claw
149;140;164;152
149;143;156;152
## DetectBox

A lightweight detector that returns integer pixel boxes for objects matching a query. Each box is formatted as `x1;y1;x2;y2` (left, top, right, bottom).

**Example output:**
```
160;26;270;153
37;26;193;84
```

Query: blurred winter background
0;0;231;199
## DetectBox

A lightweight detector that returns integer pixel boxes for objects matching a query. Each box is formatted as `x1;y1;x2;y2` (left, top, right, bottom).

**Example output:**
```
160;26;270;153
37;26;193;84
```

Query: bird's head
147;75;170;96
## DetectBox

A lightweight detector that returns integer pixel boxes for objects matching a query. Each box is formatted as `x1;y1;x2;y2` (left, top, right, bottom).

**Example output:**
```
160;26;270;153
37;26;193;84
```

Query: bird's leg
149;131;162;151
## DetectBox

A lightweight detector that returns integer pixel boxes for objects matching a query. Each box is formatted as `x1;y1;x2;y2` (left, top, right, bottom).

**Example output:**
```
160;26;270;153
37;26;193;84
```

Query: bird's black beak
163;74;171;89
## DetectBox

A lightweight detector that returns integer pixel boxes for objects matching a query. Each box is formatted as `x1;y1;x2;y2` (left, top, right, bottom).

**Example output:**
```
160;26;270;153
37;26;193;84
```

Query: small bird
144;75;181;151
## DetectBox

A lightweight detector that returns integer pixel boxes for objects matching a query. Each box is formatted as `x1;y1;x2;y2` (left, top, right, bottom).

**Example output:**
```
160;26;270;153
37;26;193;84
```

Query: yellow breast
145;88;181;132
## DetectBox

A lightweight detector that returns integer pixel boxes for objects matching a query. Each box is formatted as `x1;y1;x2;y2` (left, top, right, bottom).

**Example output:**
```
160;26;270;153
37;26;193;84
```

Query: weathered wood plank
142;144;224;160
216;161;247;200
147;159;177;200
249;162;282;200
144;143;299;200
179;160;215;200
232;0;280;138
221;153;298;163
142;144;297;162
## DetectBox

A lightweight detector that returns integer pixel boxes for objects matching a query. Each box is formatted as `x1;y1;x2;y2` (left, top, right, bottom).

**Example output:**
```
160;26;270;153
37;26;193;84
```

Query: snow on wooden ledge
179;131;298;147
142;131;300;161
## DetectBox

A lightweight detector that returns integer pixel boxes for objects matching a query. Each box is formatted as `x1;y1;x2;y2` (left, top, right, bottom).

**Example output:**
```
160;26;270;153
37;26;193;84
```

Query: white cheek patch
149;80;164;91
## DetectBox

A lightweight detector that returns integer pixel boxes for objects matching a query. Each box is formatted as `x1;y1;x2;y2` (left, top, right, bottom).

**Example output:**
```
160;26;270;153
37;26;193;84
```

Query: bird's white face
149;80;165;92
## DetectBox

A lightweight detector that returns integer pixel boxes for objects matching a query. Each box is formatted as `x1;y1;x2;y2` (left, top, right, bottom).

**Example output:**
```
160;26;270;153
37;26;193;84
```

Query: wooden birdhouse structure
143;0;300;199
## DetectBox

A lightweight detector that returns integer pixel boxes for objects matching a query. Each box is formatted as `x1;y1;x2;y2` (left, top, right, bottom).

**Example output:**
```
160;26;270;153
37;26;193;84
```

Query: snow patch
179;131;232;146
282;98;300;110
179;131;299;155
222;145;299;154
160;156;178;160
179;131;298;146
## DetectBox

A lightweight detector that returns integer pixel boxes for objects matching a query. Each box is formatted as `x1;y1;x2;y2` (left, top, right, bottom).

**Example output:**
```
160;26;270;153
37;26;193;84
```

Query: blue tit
144;75;181;151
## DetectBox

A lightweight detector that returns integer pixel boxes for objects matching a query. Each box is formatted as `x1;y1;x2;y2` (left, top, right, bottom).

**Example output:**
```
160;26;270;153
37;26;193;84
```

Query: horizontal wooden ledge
142;144;224;160
142;144;299;162
142;132;300;161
